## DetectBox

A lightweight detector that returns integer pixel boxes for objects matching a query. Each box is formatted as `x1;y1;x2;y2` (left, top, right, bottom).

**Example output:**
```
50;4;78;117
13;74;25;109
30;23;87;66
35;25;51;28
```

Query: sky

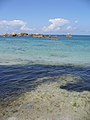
0;0;90;35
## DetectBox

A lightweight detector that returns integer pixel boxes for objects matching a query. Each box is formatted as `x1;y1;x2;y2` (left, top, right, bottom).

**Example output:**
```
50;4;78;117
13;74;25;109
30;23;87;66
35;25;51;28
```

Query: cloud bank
0;18;79;34
43;18;69;32
0;20;34;34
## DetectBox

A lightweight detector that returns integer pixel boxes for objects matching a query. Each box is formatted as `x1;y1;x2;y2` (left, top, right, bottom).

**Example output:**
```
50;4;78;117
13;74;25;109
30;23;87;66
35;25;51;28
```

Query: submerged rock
4;75;90;120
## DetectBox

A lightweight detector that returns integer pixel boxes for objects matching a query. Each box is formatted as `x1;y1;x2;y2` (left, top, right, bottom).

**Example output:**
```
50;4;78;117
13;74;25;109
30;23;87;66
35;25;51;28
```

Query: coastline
0;0;90;119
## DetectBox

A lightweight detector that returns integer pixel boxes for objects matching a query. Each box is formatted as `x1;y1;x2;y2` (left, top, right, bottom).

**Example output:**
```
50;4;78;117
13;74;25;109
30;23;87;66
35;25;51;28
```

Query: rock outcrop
66;34;72;38
1;33;59;40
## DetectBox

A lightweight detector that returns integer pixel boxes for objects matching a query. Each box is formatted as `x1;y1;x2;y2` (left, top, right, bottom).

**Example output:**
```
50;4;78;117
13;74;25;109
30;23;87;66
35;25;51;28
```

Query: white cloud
0;20;26;26
0;20;33;34
43;18;69;32
0;19;80;34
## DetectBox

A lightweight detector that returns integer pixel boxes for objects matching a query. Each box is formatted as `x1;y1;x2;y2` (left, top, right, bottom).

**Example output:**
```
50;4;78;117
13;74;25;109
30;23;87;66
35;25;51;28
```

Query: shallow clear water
0;35;90;66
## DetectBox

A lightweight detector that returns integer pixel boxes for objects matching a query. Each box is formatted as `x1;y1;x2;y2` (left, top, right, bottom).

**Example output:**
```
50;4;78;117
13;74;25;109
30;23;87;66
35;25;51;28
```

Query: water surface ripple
0;65;90;100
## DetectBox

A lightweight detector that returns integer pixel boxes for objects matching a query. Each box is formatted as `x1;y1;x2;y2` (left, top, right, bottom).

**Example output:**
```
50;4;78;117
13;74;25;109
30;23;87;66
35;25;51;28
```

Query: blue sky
0;0;90;34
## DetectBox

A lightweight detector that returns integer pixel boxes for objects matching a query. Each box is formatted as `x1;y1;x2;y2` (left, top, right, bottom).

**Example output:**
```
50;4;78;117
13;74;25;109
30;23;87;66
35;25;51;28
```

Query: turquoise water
0;35;90;66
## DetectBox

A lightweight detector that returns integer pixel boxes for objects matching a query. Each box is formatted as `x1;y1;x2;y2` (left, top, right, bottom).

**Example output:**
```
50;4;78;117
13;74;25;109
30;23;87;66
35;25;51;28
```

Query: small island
1;32;59;40
0;33;73;40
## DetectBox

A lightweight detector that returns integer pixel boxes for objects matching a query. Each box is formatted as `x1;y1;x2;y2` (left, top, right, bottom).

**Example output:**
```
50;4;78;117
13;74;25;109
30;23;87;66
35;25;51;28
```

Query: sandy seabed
0;75;90;120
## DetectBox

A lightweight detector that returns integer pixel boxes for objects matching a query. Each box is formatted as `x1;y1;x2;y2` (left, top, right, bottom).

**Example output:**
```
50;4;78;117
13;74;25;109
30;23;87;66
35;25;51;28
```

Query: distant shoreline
0;33;73;39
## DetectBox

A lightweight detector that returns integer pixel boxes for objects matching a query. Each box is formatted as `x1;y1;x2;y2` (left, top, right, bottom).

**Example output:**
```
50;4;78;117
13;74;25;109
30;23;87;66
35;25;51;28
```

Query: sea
0;35;90;119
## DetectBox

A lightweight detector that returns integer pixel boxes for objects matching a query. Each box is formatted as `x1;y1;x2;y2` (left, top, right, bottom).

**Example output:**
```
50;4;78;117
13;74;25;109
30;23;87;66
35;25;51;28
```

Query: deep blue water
0;65;90;100
0;35;90;100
